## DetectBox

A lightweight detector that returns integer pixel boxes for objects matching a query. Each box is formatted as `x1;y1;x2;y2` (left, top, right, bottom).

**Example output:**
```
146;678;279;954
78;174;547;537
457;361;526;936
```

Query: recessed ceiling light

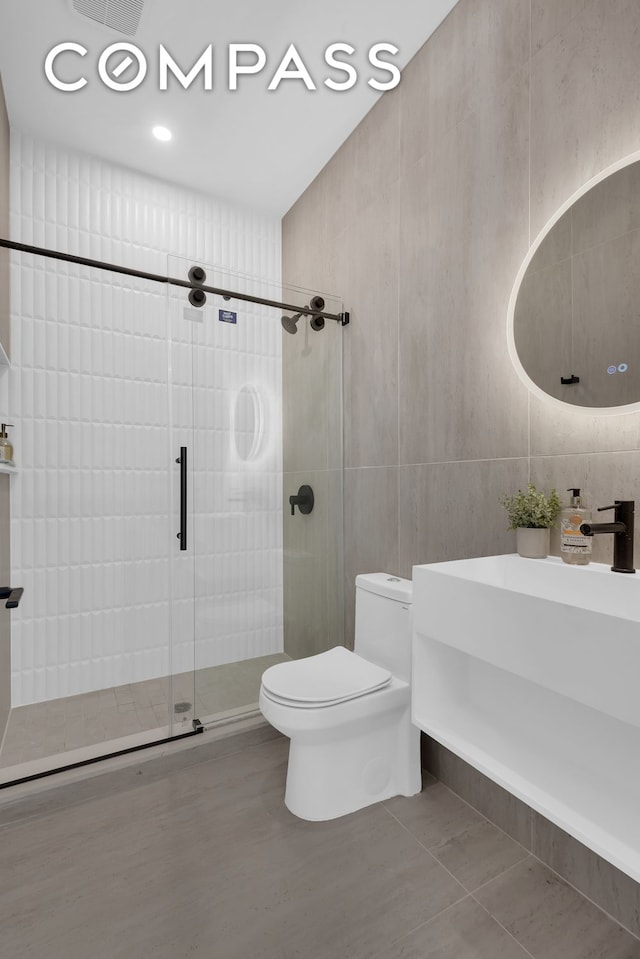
152;126;172;142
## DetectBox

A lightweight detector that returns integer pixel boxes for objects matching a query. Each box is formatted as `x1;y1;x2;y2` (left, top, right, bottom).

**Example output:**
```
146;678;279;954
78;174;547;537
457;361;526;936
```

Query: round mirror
508;154;640;412
233;384;264;461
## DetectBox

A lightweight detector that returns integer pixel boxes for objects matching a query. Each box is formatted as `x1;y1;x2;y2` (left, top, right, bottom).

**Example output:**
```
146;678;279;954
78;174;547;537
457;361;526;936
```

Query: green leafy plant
501;483;561;530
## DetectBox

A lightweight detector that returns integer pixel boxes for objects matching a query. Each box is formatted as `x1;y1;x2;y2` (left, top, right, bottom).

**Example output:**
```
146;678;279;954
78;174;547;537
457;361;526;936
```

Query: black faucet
580;500;635;574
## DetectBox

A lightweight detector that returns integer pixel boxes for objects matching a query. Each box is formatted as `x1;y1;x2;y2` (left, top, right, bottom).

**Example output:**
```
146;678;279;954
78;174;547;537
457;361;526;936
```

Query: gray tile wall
282;0;640;919
282;0;640;627
0;73;9;741
282;300;345;658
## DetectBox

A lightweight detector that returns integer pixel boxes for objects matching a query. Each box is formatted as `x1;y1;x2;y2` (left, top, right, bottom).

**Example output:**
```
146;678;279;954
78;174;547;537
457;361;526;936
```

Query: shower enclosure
0;245;344;783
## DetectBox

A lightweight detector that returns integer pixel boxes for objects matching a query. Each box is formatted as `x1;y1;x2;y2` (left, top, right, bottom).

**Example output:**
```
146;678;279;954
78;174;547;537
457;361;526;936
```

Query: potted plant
501;483;562;559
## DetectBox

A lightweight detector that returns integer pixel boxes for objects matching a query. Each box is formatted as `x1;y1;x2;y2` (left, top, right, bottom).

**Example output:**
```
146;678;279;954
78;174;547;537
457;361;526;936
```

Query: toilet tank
354;573;413;682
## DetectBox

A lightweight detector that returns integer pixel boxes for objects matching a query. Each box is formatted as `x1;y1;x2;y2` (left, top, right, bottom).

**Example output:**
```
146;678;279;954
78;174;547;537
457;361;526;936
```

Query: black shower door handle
176;446;187;551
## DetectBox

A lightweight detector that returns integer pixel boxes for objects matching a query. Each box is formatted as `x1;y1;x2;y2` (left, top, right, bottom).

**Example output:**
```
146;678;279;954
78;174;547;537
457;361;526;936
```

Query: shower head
281;312;302;334
282;298;327;334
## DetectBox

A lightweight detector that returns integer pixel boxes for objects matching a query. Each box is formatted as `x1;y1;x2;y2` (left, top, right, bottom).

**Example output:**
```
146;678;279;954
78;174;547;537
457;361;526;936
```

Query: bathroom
2;0;640;956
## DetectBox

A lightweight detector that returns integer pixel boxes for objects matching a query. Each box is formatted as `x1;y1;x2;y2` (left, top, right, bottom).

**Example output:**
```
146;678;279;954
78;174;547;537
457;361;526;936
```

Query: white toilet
259;573;421;821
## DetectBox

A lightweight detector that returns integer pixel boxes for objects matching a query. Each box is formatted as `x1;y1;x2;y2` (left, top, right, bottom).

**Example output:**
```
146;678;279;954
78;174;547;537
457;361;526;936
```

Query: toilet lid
261;646;392;707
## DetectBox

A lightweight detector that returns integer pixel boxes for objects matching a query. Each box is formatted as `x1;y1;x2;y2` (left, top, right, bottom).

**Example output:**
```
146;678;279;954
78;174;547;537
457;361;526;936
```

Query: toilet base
283;703;421;821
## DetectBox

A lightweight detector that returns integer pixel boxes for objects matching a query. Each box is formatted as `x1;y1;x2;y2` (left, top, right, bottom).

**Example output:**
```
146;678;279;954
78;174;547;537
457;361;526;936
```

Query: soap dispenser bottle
560;488;592;566
0;424;13;466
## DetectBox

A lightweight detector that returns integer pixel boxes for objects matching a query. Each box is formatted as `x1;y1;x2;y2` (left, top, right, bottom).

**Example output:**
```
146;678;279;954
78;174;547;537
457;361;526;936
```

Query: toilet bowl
259;573;421;821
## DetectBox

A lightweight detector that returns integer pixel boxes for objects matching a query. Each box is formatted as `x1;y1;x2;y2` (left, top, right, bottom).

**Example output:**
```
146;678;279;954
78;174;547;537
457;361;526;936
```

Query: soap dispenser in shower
0;424;14;466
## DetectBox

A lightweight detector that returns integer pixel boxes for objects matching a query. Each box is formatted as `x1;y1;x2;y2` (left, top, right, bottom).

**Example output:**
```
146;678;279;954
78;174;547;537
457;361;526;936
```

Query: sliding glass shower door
0;253;195;781
0;244;344;784
167;255;344;727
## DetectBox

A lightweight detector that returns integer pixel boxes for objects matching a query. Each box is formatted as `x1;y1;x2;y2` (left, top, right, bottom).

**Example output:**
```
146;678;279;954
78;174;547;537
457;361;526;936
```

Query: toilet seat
261;646;391;708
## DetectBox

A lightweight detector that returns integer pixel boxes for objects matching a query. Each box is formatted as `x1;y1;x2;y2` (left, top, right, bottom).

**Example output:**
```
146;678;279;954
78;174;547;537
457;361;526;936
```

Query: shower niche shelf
0;345;15;471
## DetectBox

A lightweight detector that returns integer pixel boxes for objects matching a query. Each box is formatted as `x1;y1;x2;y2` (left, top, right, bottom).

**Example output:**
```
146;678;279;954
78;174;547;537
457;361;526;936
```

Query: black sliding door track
0;237;347;322
0;726;204;790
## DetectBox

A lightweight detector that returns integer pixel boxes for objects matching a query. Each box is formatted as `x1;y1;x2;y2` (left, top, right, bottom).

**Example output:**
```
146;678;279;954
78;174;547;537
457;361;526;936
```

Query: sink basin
413;553;640;726
411;553;640;881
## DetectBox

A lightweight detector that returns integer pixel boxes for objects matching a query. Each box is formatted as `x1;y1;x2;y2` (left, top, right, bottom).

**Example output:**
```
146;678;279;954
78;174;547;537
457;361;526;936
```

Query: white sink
412;553;640;882
413;554;640;726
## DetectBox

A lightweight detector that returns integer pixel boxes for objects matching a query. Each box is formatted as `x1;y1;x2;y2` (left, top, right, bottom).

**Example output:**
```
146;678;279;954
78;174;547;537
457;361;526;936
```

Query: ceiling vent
71;0;145;37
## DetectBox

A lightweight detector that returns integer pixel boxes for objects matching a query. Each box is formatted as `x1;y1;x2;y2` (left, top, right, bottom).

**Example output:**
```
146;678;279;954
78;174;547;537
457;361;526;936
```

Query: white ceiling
0;0;458;216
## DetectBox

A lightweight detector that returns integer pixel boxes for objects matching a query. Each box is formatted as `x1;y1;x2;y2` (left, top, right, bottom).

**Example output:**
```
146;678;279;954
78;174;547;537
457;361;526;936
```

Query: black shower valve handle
289;485;314;517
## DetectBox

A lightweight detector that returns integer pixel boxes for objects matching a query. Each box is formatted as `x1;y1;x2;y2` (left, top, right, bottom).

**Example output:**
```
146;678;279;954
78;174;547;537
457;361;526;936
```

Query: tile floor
0;733;639;958
0;653;288;769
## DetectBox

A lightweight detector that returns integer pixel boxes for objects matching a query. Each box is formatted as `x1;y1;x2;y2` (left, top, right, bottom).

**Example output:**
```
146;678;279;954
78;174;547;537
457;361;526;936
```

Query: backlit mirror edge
506;148;640;416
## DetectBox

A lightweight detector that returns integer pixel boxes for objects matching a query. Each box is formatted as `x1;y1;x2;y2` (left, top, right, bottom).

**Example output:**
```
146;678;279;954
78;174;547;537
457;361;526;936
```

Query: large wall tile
351;87;401;213
282;315;340;473
307;86;402;233
340;187;400;469
398;459;528;578
401;0;530;170
319;124;360;239
530;396;640;456
532;0;589;52
399;68;530;464
282;171;330;291
530;0;640;240
344;467;399;644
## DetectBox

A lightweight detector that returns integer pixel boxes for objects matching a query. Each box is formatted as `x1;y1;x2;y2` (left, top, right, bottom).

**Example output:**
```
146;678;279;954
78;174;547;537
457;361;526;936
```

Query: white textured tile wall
9;133;282;706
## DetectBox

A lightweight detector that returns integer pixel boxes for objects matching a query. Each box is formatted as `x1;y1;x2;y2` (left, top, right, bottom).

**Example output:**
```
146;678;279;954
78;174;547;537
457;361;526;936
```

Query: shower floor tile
0;652;289;771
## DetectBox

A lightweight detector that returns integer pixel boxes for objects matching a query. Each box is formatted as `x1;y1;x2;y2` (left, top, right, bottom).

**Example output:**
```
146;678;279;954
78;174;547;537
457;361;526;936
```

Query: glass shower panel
282;283;344;662
0;253;194;781
167;255;344;727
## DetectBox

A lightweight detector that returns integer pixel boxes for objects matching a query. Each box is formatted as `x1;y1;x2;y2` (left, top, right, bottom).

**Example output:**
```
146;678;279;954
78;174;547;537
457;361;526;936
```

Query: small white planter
516;527;550;559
